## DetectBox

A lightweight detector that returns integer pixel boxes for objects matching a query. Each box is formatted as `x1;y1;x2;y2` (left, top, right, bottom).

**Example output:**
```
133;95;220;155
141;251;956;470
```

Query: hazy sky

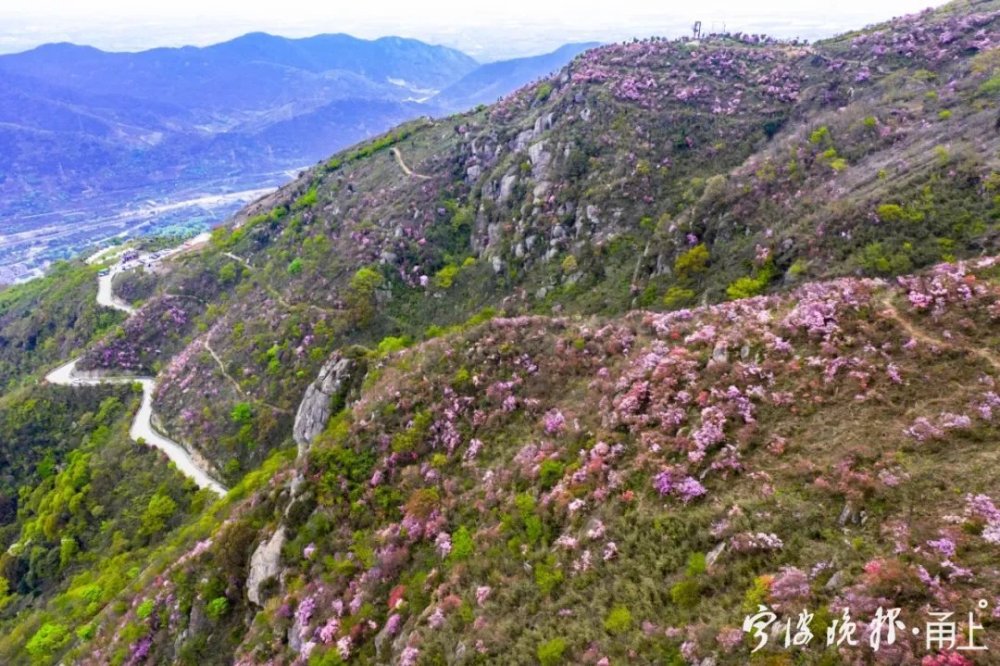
0;0;948;60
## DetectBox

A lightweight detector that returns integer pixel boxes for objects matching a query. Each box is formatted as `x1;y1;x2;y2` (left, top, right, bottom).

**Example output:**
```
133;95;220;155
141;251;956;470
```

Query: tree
346;266;384;326
26;623;68;658
141;492;178;538
674;244;710;280
219;263;238;283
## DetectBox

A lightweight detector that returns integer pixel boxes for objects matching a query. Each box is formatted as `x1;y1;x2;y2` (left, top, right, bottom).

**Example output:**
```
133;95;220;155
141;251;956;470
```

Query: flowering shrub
80;295;200;373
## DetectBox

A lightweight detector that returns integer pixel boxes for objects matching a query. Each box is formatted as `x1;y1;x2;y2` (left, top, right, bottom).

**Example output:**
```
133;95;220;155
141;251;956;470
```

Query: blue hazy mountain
0;33;591;282
430;42;600;109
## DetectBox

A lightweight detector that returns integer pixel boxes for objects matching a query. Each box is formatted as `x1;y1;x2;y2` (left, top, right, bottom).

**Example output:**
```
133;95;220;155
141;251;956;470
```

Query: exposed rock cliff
246;527;285;607
292;348;367;456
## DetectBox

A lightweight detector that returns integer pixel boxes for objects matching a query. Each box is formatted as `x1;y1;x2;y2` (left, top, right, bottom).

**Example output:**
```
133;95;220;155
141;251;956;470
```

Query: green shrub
515;492;536;516
140;492;178;537
538;459;565;490
663;286;695;307
391;411;432;454
26;623;68;658
293;187;318;210
434;264;460;289
219;262;238;283
452;366;471;388
312;443;375;504
537;637;568;666
231;402;252;423
726;275;767;300
524;515;543;544
876;203;904;222
308;647;346;666
603;605;633;633
287;258;303;275
450;526;474;561
535;82;554;102
674;244;709;279
376;336;409;356
685;552;707;577
742;575;771;613
978;72;1000;96
787;259;808;278
670;579;701;608
136;599;155;619
535;559;564;596
206;596;229;620
347;266;384;325
809;125;830;145
858;242;912;274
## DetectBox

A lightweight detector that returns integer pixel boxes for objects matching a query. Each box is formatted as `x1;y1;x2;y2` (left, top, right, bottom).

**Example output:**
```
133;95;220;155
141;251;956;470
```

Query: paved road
44;360;225;495
44;248;227;495
97;271;136;314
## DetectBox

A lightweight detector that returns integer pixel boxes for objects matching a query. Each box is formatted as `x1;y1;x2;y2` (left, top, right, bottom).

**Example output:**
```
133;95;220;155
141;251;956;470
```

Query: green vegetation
537;637;567;665
205;596;230;620
324;124;425;172
0;262;123;388
673;244;710;279
231;402;253;424
726;262;776;300
346;266;384;325
433;263;460;289
603;605;633;633
293;187;318;211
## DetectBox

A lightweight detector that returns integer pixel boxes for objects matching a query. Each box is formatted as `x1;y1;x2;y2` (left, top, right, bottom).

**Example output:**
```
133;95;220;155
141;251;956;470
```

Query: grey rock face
528;140;551;178
247;527;285;606
293;352;363;457
499;173;518;202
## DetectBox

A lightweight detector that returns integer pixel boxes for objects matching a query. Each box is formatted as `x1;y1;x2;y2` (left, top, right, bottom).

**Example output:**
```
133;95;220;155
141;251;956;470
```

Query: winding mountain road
97;271;136;314
45;248;227;496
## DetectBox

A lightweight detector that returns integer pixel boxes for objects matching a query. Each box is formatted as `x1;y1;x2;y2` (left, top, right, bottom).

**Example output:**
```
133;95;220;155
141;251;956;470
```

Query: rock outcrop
246;527;285;606
292;349;367;457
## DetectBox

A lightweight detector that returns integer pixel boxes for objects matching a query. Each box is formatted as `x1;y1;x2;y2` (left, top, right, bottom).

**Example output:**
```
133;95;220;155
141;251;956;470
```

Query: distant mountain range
432;42;598;110
0;33;598;282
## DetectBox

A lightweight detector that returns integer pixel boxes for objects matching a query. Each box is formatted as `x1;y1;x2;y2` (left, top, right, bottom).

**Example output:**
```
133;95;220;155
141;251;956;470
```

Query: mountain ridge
1;1;1000;663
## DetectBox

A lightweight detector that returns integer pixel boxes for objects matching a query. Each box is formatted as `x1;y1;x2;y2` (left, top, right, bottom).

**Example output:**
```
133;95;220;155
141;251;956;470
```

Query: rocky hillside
85;251;1000;666
2;1;1000;664
75;0;1000;486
